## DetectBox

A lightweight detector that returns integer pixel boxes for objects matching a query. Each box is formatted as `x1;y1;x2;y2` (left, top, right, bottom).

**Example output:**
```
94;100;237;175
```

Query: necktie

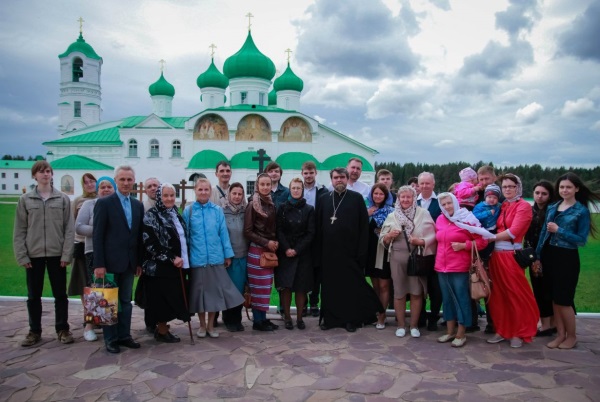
123;196;132;229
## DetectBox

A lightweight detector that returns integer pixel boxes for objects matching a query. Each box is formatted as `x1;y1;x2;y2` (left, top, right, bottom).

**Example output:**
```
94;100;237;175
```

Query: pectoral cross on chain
330;216;337;224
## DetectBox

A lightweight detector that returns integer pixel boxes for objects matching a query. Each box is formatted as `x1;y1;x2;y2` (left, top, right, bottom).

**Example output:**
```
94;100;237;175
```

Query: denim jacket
536;200;590;258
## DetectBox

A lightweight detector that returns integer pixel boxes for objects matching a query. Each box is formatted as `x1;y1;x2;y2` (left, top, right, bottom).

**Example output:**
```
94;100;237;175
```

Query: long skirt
247;244;274;312
145;275;190;324
488;250;538;342
68;244;89;296
188;265;244;313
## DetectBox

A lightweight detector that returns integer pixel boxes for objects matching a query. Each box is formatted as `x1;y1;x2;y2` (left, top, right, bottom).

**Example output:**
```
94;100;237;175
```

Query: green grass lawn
0;203;598;312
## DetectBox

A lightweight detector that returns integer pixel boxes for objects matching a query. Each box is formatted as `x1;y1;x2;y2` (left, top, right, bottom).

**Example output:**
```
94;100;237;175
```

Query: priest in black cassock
316;167;384;332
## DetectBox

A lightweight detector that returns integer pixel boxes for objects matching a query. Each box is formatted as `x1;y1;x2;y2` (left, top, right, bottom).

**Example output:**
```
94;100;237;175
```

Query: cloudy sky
1;0;598;167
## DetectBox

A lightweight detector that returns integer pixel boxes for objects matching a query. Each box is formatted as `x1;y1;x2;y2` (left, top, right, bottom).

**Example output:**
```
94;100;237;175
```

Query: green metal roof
43;127;122;146
223;31;276;81
268;89;276;105
58;102;70;105
276;152;320;170
206;104;287;113
58;33;102;60
187;150;228;169
197;59;229;89
119;116;187;128
149;72;175;97
230;150;272;169
1;160;35;169
273;63;303;92
50;155;113;170
321;153;374;171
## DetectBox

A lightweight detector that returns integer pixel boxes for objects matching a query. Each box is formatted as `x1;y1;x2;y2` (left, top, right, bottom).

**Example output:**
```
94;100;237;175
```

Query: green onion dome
273;63;303;92
268;89;277;105
149;72;175;97
197;59;229;89
58;33;102;60
223;31;275;80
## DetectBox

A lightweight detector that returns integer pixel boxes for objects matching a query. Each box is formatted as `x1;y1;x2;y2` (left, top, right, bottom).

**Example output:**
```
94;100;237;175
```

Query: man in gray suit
93;165;144;353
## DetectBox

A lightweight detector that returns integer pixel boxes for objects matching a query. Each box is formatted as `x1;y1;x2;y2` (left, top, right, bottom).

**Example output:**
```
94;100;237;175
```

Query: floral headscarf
438;192;495;239
155;183;177;215
394;185;417;235
252;173;274;218
502;173;523;203
225;184;247;214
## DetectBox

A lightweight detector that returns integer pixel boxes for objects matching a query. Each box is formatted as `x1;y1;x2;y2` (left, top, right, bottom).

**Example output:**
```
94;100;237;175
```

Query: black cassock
316;189;384;327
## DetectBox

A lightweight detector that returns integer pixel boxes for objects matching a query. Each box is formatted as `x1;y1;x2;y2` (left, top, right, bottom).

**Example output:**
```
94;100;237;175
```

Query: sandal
284;320;294;330
297;320;306;330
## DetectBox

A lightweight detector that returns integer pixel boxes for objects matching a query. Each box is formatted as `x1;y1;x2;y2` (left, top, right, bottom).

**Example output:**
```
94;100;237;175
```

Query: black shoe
225;324;239;332
235;323;245;332
252;321;274;332
465;325;480;333
345;323;357;333
484;325;496;334
284;320;294;330
427;321;438;331
536;327;556;337
440;321;447;327
297;320;306;330
320;323;332;330
155;331;180;343
310;307;320;317
106;342;121;354
264;319;279;330
118;338;141;349
146;325;156;334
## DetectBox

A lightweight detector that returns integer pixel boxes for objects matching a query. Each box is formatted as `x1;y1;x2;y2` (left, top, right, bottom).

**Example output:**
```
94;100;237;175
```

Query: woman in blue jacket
184;179;244;339
536;172;600;349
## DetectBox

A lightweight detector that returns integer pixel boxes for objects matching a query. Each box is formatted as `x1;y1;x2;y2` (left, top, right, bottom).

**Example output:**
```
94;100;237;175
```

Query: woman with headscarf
379;185;436;338
75;176;114;341
435;193;493;347
244;173;279;331
142;183;191;343
68;173;97;298
486;174;538;348
275;178;315;330
222;182;249;332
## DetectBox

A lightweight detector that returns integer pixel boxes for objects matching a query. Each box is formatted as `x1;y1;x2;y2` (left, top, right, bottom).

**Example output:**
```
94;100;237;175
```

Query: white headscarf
438;192;495;239
502;173;523;203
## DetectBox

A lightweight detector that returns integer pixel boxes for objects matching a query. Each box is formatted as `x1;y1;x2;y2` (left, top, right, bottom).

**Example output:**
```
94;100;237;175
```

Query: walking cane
178;267;194;345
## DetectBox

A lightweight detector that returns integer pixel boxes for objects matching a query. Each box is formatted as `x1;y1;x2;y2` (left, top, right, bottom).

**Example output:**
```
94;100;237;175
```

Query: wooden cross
252;149;271;174
159;59;166;72
246;12;254;31
209;43;217;58
78;17;85;34
175;179;193;210
132;182;146;202
285;48;292;63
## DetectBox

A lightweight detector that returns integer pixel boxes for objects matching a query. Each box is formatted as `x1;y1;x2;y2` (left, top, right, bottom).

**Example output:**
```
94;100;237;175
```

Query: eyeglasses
502;185;517;190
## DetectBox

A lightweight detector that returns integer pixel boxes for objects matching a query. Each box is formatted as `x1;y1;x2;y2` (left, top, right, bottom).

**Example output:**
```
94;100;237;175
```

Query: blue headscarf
95;176;116;192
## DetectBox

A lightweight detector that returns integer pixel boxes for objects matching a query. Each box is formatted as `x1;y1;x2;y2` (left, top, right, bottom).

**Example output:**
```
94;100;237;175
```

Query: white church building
1;22;378;198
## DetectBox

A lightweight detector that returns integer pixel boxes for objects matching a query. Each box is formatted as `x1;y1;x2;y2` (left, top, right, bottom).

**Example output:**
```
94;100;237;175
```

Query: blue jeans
438;272;472;327
253;309;266;323
102;271;134;345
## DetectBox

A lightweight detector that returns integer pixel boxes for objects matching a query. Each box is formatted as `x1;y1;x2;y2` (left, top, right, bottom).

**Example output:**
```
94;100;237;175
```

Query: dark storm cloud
495;0;540;39
294;0;420;79
459;40;533;80
556;2;600;62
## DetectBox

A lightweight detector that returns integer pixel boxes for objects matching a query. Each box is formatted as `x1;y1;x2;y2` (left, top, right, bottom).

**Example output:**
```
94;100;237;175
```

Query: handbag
259;251;279;268
243;284;252;320
503;209;536;269
470;244;491;300
83;275;119;326
402;228;435;277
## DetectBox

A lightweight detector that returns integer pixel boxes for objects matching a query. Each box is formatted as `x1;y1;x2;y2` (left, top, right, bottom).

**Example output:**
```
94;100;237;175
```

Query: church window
128;139;138;157
14;173;18;178
74;101;81;117
1;184;5;190
241;92;248;104
72;57;83;82
1;173;5;178
259;92;265;105
246;181;255;195
171;140;182;157
14;184;18;190
150;139;160;158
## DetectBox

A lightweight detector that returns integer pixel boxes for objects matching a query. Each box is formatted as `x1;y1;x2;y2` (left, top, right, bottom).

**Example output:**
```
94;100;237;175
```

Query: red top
497;199;532;244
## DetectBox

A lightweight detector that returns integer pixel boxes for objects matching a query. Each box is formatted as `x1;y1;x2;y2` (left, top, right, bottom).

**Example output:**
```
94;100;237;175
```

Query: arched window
128;139;138;157
149;139;160;158
72;57;83;82
60;175;74;195
172;140;182;157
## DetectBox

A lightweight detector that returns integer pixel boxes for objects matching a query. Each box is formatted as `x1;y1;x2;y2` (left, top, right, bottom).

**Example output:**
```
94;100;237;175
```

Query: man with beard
316;167;384;332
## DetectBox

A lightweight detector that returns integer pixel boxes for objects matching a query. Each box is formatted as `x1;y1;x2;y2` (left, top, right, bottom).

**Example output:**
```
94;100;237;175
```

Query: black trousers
308;265;322;307
222;304;243;325
27;257;70;334
419;270;443;324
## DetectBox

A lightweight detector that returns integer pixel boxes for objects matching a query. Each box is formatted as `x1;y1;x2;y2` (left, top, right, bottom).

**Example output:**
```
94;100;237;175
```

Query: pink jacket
454;181;478;208
435;214;488;273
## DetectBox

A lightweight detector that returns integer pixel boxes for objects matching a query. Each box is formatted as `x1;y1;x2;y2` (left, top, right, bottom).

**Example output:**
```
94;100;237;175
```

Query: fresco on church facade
236;114;271;141
61;175;74;195
193;114;229;140
279;117;311;142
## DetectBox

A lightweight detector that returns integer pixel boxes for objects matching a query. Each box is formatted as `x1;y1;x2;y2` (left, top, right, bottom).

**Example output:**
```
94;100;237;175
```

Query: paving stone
479;381;531;396
29;384;60;401
7;386;34;402
73;364;120;379
73;379;128;398
382;372;422;399
328;358;366;379
402;388;459;401
3;372;40;389
455;367;519;384
311;376;347;390
272;372;315;389
151;362;192;379
164;382;189;399
511;372;557;389
245;363;264;389
539;387;592;402
145;375;177;395
344;370;395;394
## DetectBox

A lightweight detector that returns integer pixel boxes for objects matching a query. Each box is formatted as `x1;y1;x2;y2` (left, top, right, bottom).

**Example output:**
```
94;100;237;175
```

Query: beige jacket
13;187;74;265
376;207;437;269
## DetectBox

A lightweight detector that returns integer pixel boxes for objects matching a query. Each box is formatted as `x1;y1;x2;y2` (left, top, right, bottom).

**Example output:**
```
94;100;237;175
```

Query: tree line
2;155;39;161
375;161;600;195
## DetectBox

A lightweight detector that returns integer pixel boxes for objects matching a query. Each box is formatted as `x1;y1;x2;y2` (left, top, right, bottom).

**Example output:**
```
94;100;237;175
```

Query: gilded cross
285;48;292;63
159;59;166;72
78;17;85;34
209;43;217;58
246;12;254;31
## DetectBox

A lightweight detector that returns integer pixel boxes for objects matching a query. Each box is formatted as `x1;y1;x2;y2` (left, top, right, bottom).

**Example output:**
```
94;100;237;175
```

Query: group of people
13;158;598;353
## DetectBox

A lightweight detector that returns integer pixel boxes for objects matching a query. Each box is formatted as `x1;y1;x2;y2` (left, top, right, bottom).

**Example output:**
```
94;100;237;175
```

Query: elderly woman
379;185;436;338
435;193;493;347
276;178;315;330
75;176;114;341
487;174;538;348
142;184;191;343
525;180;556;337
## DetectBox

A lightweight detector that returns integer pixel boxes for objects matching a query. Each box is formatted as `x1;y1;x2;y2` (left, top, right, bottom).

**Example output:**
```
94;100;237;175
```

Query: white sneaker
410;328;421;338
395;328;406;337
196;329;207;338
83;330;97;342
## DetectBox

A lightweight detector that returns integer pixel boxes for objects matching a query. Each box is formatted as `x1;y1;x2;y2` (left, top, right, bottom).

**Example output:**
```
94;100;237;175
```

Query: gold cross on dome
285;48;293;63
246;12;254;31
159;59;166;72
77;17;85;34
209;43;217;58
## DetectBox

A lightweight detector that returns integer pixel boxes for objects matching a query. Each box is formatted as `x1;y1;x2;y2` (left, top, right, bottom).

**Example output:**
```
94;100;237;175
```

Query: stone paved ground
1;300;599;402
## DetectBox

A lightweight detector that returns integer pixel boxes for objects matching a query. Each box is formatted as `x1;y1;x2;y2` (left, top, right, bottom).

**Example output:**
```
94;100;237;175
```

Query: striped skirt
247;244;274;312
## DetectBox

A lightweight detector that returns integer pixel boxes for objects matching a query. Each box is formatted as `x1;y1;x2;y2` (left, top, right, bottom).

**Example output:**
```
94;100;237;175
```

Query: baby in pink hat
453;167;482;210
